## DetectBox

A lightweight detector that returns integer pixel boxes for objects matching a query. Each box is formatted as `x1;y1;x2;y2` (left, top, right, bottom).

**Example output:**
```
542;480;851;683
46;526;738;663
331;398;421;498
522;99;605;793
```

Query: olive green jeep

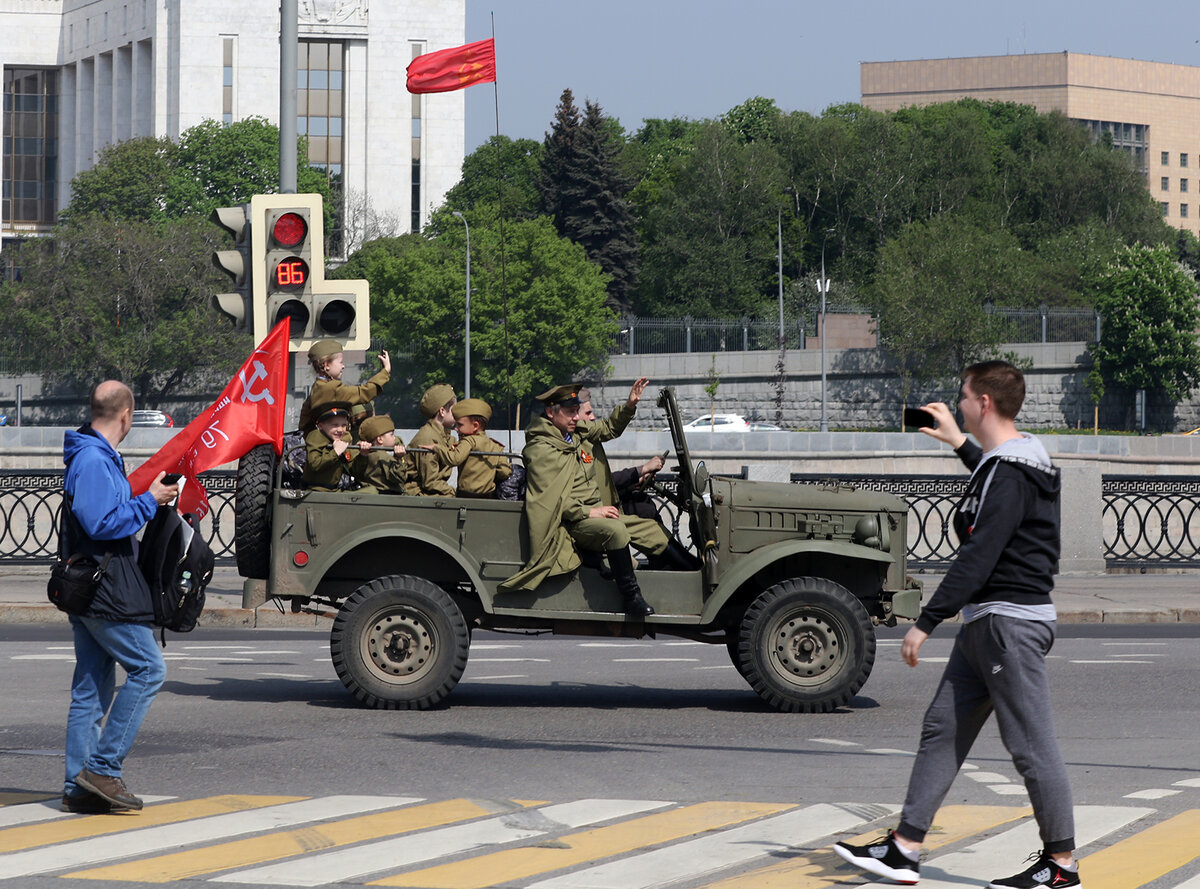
235;388;919;712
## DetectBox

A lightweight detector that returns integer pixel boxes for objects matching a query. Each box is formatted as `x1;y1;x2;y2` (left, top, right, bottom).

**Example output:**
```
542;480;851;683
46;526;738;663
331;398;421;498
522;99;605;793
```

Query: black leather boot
607;547;654;617
577;548;612;578
647;538;702;572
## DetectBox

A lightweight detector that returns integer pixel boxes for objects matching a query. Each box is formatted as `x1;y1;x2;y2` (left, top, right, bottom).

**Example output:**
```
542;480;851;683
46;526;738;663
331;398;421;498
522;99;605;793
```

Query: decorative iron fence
0;470;238;565
1102;475;1200;569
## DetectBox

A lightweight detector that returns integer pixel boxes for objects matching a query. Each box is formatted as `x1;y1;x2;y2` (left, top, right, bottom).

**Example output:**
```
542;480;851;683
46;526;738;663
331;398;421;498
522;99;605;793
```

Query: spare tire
235;443;276;579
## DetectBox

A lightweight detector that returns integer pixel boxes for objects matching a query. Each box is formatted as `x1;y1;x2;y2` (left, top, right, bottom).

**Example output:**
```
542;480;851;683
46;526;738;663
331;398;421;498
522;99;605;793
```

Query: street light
777;208;784;344
451;211;471;398
818;229;833;433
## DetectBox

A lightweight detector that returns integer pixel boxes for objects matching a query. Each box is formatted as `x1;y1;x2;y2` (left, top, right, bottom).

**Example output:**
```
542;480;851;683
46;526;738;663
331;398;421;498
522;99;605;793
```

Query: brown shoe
75;769;142;811
61;790;113;814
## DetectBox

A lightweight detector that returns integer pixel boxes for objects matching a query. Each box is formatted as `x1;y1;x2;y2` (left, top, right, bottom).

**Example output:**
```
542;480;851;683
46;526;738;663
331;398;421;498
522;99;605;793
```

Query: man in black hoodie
834;361;1080;889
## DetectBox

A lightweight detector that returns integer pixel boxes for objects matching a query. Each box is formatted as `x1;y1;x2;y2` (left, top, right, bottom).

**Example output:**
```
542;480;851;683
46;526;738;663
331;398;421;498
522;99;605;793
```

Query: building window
1183;179;1190;194
1182;204;1190;219
1182;153;1190;168
2;68;59;230
410;41;424;233
1162;150;1170;165
1161;202;1170;217
1162;177;1170;191
222;37;235;125
1080;118;1148;175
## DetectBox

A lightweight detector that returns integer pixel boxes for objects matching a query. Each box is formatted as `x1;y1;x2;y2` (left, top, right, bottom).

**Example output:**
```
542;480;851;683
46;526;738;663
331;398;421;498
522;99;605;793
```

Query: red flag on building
128;320;290;519
406;38;496;94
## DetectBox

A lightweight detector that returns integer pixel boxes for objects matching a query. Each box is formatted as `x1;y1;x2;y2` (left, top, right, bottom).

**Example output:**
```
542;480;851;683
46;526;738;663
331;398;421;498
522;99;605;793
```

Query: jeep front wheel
330;575;469;710
736;577;875;713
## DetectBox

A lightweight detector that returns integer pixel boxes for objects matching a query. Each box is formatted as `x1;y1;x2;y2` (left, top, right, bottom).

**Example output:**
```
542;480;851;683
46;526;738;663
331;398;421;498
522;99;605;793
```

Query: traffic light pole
279;0;297;193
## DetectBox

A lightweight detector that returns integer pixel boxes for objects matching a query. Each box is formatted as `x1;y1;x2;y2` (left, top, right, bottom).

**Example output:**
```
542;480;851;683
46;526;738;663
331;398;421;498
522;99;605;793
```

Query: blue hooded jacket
62;425;159;622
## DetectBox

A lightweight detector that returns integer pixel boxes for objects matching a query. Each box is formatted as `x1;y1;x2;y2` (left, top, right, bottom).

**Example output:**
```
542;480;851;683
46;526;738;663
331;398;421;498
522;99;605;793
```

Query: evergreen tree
537;88;583;234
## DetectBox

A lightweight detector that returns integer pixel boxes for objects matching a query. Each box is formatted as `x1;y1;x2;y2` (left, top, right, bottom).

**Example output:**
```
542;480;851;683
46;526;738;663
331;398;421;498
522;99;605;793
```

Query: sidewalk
3;565;1199;627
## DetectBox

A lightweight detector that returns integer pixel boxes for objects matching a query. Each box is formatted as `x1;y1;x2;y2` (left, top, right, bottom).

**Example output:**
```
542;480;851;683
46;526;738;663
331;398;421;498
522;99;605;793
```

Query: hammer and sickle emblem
239;360;275;405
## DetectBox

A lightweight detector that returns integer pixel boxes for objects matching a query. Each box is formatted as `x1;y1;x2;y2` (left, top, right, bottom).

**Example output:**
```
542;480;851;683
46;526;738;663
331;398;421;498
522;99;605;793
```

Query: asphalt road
1;623;1198;888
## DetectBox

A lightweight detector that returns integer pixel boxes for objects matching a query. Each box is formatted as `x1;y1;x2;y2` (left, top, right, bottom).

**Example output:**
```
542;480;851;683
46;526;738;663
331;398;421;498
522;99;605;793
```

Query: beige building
861;52;1200;235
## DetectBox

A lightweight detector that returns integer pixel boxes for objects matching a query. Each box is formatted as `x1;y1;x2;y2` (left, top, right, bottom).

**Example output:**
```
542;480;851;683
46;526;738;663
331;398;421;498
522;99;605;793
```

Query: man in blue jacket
61;381;178;814
833;361;1080;889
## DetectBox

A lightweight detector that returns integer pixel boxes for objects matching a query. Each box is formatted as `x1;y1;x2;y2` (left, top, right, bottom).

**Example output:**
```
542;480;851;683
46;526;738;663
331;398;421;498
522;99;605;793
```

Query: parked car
676;414;784;433
131;409;173;427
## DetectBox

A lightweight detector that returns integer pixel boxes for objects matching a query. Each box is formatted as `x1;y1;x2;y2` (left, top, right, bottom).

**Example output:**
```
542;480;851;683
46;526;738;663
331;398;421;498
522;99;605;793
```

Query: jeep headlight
853;515;881;549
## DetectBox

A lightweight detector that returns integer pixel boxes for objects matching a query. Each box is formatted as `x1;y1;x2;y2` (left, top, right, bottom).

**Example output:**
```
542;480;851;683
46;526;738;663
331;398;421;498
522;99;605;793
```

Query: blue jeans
64;616;165;796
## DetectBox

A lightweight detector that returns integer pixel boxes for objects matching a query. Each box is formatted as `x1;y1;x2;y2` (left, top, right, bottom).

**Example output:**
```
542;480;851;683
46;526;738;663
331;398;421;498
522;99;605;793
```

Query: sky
463;0;1200;150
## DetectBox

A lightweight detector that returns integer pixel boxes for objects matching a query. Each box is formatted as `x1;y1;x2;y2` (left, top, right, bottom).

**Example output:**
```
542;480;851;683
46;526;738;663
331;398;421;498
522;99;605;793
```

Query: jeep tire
735;576;875;713
234;443;276;580
331;575;470;710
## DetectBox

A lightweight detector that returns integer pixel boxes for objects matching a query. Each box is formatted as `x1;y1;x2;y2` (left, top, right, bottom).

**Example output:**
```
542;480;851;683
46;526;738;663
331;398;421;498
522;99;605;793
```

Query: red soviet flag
406;38;496;94
128;320;289;519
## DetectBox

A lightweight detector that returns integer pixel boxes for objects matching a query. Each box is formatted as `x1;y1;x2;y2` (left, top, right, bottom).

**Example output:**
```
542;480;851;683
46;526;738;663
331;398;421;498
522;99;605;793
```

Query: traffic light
249;193;370;352
210;204;253;329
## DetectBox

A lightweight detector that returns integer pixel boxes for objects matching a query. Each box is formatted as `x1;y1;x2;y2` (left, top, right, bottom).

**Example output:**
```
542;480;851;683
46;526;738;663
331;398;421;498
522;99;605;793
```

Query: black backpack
139;506;215;638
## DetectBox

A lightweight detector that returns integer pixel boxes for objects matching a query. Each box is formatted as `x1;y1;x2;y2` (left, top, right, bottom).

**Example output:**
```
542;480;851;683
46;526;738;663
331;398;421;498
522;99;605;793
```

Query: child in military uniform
440;398;512;498
297;339;391;433
349;402;374;442
352;415;410;494
302;402;364;491
404;383;457;496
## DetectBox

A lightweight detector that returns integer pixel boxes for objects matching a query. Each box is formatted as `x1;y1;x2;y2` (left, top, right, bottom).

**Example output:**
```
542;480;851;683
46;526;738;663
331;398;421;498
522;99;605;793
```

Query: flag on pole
406;38;496;94
128;320;290;519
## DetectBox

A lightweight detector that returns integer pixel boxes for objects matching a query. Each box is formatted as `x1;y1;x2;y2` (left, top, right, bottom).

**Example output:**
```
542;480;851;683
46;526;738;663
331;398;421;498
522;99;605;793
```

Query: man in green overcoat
500;384;655;617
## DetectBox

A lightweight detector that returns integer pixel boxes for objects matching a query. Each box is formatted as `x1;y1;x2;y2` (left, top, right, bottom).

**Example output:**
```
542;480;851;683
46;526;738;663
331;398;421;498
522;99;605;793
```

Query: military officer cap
536;384;582;407
359;415;395;442
419;383;457;418
307;339;343;361
452;398;492;422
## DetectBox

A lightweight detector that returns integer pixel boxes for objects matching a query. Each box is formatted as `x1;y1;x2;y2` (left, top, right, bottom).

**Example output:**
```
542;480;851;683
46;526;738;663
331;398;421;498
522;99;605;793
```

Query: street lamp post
818;230;833;433
451;211;471;398
777;208;784;344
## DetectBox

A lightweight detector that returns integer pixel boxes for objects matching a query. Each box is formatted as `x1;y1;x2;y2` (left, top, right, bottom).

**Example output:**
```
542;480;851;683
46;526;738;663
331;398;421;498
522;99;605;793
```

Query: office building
2;0;465;257
861;52;1200;235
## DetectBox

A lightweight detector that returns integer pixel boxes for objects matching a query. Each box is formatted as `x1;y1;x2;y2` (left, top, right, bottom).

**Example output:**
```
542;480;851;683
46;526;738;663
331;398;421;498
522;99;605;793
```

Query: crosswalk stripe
0;796;175;829
704;804;1032;889
0;795;402;879
214;798;672;887
1171;875;1200;889
855;805;1155;888
64;797;506;883
0;793;57;807
526;803;898;889
1077;809;1200;889
0;794;301;856
372;800;793;889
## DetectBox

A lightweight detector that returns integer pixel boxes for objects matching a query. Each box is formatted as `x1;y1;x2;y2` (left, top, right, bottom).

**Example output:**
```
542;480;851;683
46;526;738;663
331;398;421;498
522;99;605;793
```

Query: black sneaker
988;850;1081;888
61;790;113;815
833;831;920;884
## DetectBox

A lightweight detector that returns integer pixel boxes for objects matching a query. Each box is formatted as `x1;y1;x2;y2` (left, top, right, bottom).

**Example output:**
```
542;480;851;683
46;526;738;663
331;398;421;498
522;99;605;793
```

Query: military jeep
235;388;919;713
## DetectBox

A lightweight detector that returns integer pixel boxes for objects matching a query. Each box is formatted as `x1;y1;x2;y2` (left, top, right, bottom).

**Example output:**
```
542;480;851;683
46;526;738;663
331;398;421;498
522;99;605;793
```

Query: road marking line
0;797;174;828
65;798;526;883
966;772;1013;784
808;739;860;747
1069;660;1154;664
1078;809;1200;889
1173;777;1200;788
372;800;791;889
612;658;699;663
708;804;1030;889
215;799;672;887
527;803;896;889
852;805;1154;889
0;795;305;868
468;658;552;663
866;749;914;756
466;674;528;681
1124;789;1182;799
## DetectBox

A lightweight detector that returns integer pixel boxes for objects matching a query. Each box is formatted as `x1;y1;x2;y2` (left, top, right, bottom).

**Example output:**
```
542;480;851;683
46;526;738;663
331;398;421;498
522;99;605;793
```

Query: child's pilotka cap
419;384;456;418
359;415;395;442
452;398;492;422
307;339;343;361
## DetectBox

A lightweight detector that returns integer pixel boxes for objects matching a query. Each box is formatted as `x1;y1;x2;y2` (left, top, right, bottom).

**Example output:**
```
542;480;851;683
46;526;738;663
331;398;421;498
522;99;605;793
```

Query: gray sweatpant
898;615;1076;854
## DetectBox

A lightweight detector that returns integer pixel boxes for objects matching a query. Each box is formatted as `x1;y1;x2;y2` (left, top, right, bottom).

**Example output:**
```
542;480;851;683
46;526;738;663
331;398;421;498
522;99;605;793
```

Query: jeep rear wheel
736;577;875;713
234;444;276;579
331;575;469;710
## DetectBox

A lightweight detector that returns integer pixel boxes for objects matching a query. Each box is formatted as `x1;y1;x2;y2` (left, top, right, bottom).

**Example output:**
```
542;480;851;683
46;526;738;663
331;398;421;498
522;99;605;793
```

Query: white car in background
678;414;784;432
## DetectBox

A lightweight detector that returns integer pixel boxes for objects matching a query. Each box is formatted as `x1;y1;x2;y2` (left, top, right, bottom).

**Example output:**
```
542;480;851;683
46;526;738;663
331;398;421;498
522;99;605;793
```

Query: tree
1087;244;1200;413
537;88;583;234
444;135;543;219
0;216;252;406
61;137;177;224
869;215;1039;387
334;207;617;426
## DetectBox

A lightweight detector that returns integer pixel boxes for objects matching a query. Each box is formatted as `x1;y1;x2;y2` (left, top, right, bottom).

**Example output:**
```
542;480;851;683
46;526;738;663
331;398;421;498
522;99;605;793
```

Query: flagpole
491;11;512;450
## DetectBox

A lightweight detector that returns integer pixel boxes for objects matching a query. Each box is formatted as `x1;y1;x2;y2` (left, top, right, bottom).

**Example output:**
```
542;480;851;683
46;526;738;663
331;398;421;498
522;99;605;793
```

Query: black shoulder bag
47;495;112;616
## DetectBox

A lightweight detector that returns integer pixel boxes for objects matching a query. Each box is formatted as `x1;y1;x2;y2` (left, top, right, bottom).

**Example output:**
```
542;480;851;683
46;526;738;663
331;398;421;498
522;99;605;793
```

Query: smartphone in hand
161;473;182;484
903;407;936;429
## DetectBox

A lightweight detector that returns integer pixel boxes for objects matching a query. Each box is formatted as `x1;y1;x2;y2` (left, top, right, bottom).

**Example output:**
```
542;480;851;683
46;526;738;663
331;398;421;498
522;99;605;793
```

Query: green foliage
61;137;177;224
0;217;252;405
444;135;543;219
1087;244;1200;403
869;215;1039;386
333;207;617;426
722;97;783;143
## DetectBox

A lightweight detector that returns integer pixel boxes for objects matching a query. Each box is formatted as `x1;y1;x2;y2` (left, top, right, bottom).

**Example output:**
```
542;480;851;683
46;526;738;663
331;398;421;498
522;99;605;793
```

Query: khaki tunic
351;449;409;494
302;428;356;491
577;402;635;507
404;418;455;496
440;433;513;498
297;368;390;433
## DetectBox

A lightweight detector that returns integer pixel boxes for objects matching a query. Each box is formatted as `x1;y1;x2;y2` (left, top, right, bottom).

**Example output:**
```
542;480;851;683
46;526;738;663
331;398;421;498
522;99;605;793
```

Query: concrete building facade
1;0;465;256
861;52;1200;236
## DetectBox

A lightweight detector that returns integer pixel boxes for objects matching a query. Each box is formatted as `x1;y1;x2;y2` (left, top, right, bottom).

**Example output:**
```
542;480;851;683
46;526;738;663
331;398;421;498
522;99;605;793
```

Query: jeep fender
700;539;894;624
